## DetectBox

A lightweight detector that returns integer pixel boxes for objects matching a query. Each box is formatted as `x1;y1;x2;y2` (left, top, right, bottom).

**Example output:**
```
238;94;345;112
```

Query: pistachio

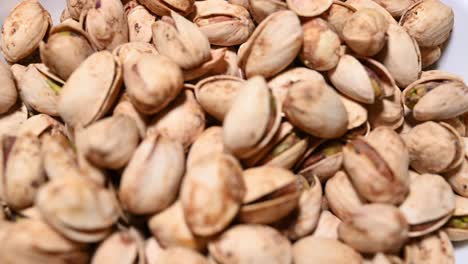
298;140;344;183
322;1;356;37
157;247;208;264
444;195;468;241
112;42;158;64
126;4;155;43
421;46;442;69
0;61;18;114
445;158;468;198
183;48;227;81
66;0;94;20
17;114;65;138
0;103;28;137
293;237;363;264
208;49;243;78
404;231;454;264
368;87;404;130
144;238;164;264
229;0;250;10
340;94;368;131
91;228;145;264
138;0;194;16
312;210;342;239
248;0;288;24
286;0;332;17
187;126;226;169
372;0;415;18
325;171;365;221
346;0;397;25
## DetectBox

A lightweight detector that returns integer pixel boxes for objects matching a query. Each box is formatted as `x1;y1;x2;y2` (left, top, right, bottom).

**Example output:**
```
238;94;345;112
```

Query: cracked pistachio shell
368;87;404;130
322;1;356;37
402;77;468;121
158;247;208;264
119;134;185;215
248;0;288;24
346;0;397;25
284;71;348;138
123;53;183;115
40;19;95;80
372;0;415;17
66;0;94;20
209;49;243;78
91;228;145;264
421;45;442;69
183;48;227;81
287;0;332;17
152;12;211;70
187;126;226;169
59;51;122;128
0;62;18;114
195;75;243;121
400;0;454;47
0;0;52;63
338;204;409;253
399;173;455;237
340;95;368;130
36;176;120;243
300;18;341;71
377;24;421;88
74;128;107;186
113;94;148;138
0;103;28;137
180;153;245;236
342;8;389;57
404;122;464;173
112;42;158;64
138;0;194;16
78;115;140;169
312;210;341;239
85;0;129;51
17;114;65;138
11;64;62;116
325;171;365;221
209;224;292;264
0;134;45;210
223;76;281;159
293;237;363;264
343;127;410;204
148;201;206;251
127;5;155;43
194;0;255;46
240;167;302;224
238;10;303;78
444;195;468;241
404;231;454;264
0;219;89;264
446;158;468;197
147;90;205;150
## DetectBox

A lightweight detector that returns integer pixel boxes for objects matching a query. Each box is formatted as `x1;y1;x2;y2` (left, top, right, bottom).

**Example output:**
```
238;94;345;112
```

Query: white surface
1;0;468;261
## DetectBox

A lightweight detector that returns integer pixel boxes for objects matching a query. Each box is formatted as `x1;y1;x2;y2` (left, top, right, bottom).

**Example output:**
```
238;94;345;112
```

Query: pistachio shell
183;48;227;81
145;238;164;264
421;46;442;69
368;87;404;130
312;210;341;239
67;0;94;20
187;126;226;169
325;171;365;221
287;0;333;17
322;1;356;37
113;94;148;138
0;62;18;114
74;128;107;186
446;158;468;197
444;196;468;241
157;247;208;264
127;5;155;43
340;95;368;130
209;225;292;264
138;0;194;16
404;231;454;264
0;104;28;137
238;10;303;78
91;228;144;264
0;0;52;63
346;0;397;25
209;49;243;78
17;114;65;138
372;0;414;17
229;0;250;10
293;237;363;264
112;42;158;64
119;135;185;215
248;0;288;24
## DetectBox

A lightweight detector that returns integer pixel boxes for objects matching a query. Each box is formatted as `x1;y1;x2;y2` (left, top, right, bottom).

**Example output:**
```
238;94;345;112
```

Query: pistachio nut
364;253;404;264
342;8;389;57
312;210;341;239
368;87;404;130
240;166;302;224
377;24;422;88
147;89;206;150
400;0;454;47
126;4;155;43
446;157;468;197
40;19;95;80
138;0;194;16
112;42;158;64
223;76;281;159
399;173;455;237
421;45;442;69
340;94;369;131
338;203;409;253
444;195;468;241
346;0;397;25
36;176;119;243
74;128;107;186
180;153;245;236
148;201;206;251
144;238;164;264
186;126;225;169
325;171;365;221
194;0;255;46
152;12;211;70
284;71;348;138
113;94;148;138
248;0;288;24
119;134;185;215
300;18;342;71
404;121;464;173
343;127;410;204
0;103;28;137
66;0;94;20
0;0;52;63
84;0;129;51
123;53;184;115
60;6;72;22
293;237;363;264
286;0;332;17
404;231;454;264
209;224;292;264
183;48;227;81
0;61;18;114
59;51;122;128
208;49;243;78
229;0;250;10
372;0;415;18
17;114;65;138
443;117;467;138
322;1;356;37
91;228;145;264
238;10;303;78
158;247;208;264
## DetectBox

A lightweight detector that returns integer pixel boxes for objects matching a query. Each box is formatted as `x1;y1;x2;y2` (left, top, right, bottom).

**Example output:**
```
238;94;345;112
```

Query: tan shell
346;0;397;25
400;0;454;47
126;5;155;43
183;48;227;81
372;0;415;17
187;126;226;169
446;158;468;197
300;18;342;71
209;224;292;264
293;237;363;264
287;0;332;17
0;61;18;114
74;128;107;186
138;0;194;16
421;46;442;69
399;173;455;237
209;49;243;78
119;134;185;215
112;42;158;64
0;104;28;137
17;114;65;138
248;0;288;24
144;238;164;264
404;231;454;264
157;247;208;264
325;171;365;221
238;10;303;78
444;195;468;241
113;94;148;138
340;94;368;130
91;228;145;264
312;210;342;239
223;76;281;159
66;0;94;20
147;89;206;150
229;0;250;10
322;1;356;37
180;153;245;236
368;87;404;130
59;51;122;128
0;0;52;63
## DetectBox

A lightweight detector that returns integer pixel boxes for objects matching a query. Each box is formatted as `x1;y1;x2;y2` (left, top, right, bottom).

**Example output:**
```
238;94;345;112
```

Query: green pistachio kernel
46;78;62;94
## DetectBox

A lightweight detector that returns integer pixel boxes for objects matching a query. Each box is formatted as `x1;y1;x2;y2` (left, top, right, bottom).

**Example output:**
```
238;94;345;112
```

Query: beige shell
0;104;28;137
144;238;164;264
248;0;288;24
209;49;243;78
238;10;303;78
368;87;404;130
66;0;94;20
209;224;292;264
0;62;18;114
112;42;158;64
59;51;122;128
183;48;227;81
74;128;107;186
119;134;184;215
157;247;208;264
400;0;454;47
322;1;356;37
399;173;455;237
340;94;368;130
404;231;454;264
346;0;397;25
312;210;342;239
180;154;245;236
91;228;145;264
325;171;365;221
287;0;332;17
444;195;468;241
17;114;65;138
126;5;155;43
446;158;468;197
138;0;194;16
372;0;415;17
293;237;363;264
187;126;226;169
0;0;52;63
421;46;442;69
113;94;148;138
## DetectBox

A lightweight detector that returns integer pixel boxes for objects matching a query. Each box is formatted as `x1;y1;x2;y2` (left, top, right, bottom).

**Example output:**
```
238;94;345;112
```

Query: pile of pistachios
0;0;465;263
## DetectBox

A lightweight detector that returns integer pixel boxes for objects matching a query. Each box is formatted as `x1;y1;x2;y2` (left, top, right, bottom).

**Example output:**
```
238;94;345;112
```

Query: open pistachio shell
183;48;227;81
293;237;363;264
340;94;368;130
238;10;303;78
446;158;468;197
113;94;148;138
325;171;365;221
368;87;404;130
91;228;145;264
346;0;397;25
144;238;164;264
322;1;356;37
119;134;185;215
59;51;122;128
180;153;245;236
421;46;442;69
209;225;292;264
66;0;94;20
372;0;415;17
0;0;52;63
248;0;288;24
404;231;454;264
399;173;455;237
138;0;194;16
444;195;468;241
187;126;226;169
17;114;65;138
126;5;155;43
0;62;18;114
209;49;243;78
287;0;332;17
112;42;158;64
312;210;342;239
74;128;107;186
0;104;28;137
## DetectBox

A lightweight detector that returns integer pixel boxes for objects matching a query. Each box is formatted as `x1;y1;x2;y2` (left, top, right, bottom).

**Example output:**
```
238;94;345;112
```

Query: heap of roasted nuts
0;0;465;263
